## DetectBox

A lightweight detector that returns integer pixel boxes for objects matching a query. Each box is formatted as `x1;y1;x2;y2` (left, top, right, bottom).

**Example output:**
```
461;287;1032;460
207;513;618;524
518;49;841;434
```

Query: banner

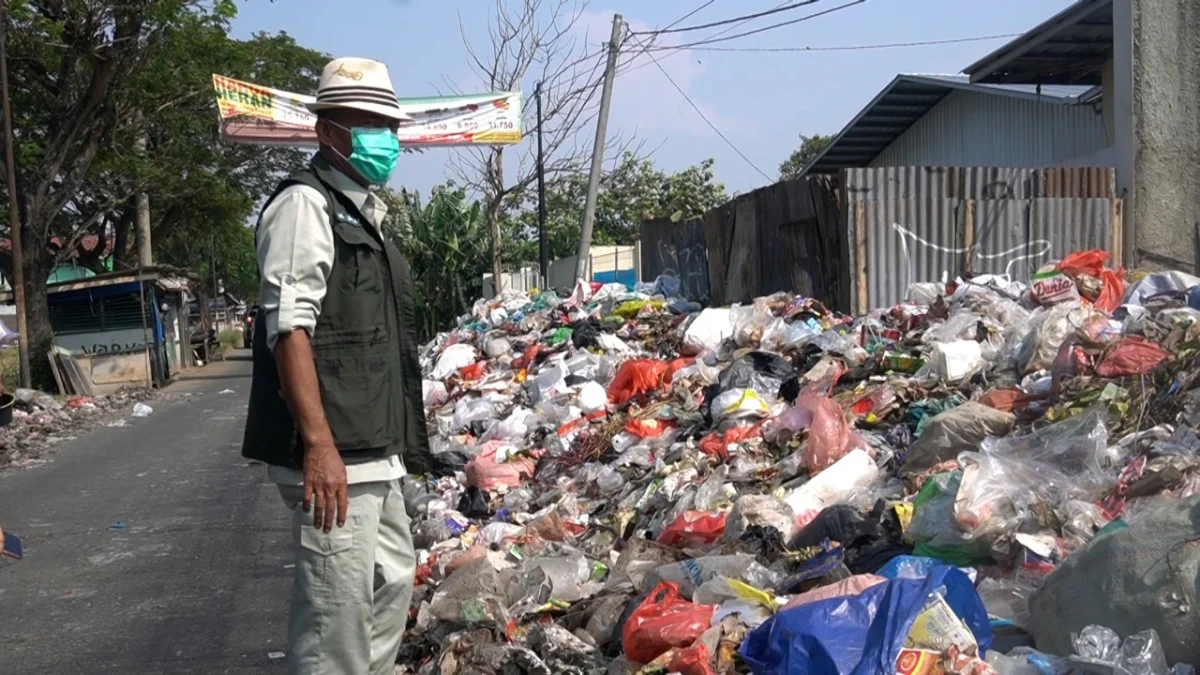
212;75;521;147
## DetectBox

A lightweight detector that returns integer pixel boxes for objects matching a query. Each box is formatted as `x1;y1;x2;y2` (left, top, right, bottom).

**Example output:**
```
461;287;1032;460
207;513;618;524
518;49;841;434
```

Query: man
242;57;431;675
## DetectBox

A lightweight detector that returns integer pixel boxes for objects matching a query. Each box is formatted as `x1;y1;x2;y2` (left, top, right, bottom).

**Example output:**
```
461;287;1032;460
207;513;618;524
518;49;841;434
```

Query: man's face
315;108;400;159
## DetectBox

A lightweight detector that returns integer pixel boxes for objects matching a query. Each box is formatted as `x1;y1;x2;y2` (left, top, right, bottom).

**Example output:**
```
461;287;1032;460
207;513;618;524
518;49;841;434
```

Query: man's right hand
303;443;348;533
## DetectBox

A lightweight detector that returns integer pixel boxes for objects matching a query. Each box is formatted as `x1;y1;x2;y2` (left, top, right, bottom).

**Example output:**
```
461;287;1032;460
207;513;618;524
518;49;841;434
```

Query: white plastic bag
784;449;880;527
930;339;986;382
577;381;608;414
132;402;154;418
712;388;770;422
422;380;449;408
683;308;733;354
432;343;477;380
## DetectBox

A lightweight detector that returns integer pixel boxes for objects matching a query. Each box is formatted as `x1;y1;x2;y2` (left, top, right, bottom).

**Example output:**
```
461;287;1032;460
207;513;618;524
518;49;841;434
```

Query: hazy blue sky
231;0;1074;196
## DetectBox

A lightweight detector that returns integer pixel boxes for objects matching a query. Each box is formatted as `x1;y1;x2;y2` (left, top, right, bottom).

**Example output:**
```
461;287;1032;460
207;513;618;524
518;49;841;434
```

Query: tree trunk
22;251;55;391
112;202;135;270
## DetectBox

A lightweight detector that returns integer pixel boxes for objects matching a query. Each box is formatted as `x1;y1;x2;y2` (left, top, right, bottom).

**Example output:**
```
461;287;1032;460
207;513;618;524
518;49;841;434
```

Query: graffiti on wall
56;328;151;357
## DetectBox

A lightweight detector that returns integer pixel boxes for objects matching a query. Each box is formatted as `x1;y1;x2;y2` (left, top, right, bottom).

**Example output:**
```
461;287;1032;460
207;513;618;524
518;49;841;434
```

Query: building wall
871;90;1111;168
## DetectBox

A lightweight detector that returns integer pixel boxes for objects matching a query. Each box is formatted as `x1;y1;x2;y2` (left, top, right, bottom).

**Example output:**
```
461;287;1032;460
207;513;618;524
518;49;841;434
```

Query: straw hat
305;57;412;121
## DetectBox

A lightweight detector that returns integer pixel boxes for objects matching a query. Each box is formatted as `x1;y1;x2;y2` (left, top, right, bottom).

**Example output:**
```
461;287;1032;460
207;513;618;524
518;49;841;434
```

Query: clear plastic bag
722;494;796;543
731;303;774;348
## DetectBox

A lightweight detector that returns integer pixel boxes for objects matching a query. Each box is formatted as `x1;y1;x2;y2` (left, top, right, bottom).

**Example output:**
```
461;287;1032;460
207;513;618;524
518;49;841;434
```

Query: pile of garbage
402;251;1200;674
0;387;154;470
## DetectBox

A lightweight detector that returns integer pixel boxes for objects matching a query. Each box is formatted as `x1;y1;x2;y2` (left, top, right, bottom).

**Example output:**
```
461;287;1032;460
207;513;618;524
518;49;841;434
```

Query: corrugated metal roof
805;74;1094;175
964;0;1113;85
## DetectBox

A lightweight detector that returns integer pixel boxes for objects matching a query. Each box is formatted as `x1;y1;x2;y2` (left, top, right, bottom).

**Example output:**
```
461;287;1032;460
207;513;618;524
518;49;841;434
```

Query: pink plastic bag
464;441;537;491
782;574;886;610
777;393;865;473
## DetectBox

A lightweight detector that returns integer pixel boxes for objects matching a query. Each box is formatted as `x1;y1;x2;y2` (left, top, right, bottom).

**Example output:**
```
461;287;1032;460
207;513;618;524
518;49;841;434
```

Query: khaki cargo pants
278;480;416;675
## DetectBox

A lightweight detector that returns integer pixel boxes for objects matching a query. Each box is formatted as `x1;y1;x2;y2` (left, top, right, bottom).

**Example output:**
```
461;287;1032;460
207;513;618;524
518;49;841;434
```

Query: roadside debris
398;252;1200;673
132;402;154;418
1;387;155;471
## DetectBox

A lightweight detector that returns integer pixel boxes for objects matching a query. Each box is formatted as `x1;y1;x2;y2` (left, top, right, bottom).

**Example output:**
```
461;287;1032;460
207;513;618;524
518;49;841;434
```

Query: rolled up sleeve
256;185;335;351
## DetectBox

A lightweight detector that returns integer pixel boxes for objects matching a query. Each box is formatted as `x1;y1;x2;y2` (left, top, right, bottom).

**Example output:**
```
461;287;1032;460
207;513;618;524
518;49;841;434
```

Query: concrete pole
574;13;623;282
135;135;153;268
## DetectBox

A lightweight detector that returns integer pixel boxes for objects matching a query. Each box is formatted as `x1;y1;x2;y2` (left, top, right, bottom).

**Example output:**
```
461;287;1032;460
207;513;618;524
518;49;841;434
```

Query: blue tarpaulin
739;565;991;675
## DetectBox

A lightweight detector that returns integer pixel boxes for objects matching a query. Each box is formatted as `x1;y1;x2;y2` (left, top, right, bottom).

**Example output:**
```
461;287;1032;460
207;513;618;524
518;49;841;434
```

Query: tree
509;152;728;262
380;185;491;342
1;0;325;387
778;133;834;181
447;0;638;286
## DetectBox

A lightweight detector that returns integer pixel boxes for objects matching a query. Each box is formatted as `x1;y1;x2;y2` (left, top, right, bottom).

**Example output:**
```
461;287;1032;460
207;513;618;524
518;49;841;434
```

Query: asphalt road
0;354;294;674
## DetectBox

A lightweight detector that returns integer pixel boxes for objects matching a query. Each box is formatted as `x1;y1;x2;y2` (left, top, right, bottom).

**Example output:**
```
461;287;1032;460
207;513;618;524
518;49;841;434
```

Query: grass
1;346;16;392
215;329;244;358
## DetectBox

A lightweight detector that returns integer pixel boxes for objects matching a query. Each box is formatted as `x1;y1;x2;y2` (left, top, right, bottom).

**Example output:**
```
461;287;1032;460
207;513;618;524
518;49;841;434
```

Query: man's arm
257;186;346;533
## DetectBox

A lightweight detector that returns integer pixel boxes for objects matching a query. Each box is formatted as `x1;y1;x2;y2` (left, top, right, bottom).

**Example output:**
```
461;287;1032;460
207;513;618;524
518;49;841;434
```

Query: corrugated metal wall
870;90;1110;168
847;166;1121;312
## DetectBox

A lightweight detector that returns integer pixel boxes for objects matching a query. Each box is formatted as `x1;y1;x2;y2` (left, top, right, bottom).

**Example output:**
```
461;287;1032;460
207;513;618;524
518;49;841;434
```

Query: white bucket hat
305;57;412;121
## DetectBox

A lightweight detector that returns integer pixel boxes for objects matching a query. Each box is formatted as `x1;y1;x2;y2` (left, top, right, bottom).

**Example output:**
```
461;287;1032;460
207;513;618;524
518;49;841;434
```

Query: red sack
1095;338;1171;378
621;582;716;664
607;359;670;405
657;511;726;549
698;423;762;462
669;643;716;675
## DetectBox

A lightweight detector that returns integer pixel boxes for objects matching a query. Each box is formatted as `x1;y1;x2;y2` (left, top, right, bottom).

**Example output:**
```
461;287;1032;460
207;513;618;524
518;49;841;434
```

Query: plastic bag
954;411;1110;539
658;511;727;549
683;308;734;355
723;495;796;543
432;343;477;380
1059;250;1127;314
782;574;886;611
930;340;986;382
577;381;608;414
784;449;880;527
788;392;865;473
699;423;762;462
1095;338;1170;378
731;303;774;347
711;388;771;422
607;359;669;405
651;554;780;598
622;581;716;664
1018;301;1099;374
422;380;449;408
465;441;537;491
739;565;992;675
452;396;496;431
902;402;1014;476
668;643;716;675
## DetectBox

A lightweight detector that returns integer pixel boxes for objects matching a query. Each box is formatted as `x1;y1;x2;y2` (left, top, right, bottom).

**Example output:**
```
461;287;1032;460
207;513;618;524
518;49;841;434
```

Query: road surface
0;354;294;674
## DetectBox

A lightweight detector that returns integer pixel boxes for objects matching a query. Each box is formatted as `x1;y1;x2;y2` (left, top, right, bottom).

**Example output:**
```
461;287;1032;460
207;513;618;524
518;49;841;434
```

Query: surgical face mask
327;121;401;185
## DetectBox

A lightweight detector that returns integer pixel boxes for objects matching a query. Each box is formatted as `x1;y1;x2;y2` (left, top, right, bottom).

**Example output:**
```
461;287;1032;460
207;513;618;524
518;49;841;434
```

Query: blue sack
739;565;991;675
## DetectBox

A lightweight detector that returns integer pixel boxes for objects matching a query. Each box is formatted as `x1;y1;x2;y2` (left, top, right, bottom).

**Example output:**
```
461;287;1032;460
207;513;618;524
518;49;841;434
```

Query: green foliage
380;185;491;342
509;152;728;264
778;133;834;181
216;329;243;355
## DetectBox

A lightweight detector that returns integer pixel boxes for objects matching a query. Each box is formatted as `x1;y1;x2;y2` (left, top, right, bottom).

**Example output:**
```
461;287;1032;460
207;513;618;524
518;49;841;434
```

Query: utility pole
0;0;30;388
535;81;548;287
135;134;153;268
574;13;623;282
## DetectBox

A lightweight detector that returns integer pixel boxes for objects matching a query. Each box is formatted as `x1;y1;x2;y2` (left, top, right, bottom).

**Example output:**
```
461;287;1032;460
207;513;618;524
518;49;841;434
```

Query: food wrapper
1030;269;1081;306
904;591;978;654
896;649;944;675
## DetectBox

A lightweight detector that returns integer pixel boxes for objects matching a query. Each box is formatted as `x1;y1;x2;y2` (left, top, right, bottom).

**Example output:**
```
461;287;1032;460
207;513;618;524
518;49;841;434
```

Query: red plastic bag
607;359;670;405
1058;250;1127;314
698;423;762;462
621;582;716;664
668;643;716;675
667;357;695;381
1095;338;1171;378
458;361;488;381
657;511;726;549
624;418;675;439
512;344;542;371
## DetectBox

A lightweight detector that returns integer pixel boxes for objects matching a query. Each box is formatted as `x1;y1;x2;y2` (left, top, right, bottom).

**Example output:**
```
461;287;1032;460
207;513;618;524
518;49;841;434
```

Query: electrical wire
662;0;868;50
628;32;773;182
646;33;1022;53
632;0;823;35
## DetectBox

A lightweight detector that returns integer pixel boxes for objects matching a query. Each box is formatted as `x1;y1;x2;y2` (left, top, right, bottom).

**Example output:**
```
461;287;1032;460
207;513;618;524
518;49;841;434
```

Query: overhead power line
629;32;773;183
648;33;1022;54
633;0;824;36
664;0;868;50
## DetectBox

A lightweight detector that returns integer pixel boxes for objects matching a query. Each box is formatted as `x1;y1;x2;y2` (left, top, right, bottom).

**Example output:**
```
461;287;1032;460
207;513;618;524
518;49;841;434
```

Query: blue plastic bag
739;565;991;675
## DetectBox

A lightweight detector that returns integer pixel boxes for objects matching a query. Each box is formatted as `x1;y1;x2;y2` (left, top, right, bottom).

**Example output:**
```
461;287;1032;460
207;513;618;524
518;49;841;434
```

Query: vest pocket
332;222;384;296
311;326;395;451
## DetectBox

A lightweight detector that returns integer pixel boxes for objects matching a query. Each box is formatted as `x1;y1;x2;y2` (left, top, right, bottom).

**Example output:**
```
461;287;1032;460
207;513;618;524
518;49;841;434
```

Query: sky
230;0;1076;198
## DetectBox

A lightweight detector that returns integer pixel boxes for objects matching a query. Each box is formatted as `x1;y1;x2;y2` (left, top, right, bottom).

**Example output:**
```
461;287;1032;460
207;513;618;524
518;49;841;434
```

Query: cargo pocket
297;522;357;605
312;326;391;449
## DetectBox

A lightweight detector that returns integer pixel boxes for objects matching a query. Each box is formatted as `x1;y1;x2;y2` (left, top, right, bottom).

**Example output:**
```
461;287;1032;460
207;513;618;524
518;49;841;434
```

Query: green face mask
330;123;401;185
